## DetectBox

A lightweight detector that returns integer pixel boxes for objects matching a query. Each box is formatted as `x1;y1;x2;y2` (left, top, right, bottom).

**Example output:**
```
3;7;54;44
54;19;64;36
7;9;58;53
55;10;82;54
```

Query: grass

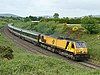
80;34;100;61
0;33;100;75
0;20;6;28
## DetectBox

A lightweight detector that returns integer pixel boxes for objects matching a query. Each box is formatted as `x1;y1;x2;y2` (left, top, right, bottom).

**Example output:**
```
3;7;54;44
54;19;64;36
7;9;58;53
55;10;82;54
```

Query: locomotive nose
76;48;87;54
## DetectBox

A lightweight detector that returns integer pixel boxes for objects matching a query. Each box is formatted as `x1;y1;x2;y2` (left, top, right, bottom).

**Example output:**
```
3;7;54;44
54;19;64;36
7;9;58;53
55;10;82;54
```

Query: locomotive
8;24;89;60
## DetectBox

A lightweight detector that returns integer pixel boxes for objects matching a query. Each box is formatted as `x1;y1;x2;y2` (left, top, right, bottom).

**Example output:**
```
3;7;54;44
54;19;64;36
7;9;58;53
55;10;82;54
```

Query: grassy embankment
14;21;100;62
0;19;7;28
0;21;100;75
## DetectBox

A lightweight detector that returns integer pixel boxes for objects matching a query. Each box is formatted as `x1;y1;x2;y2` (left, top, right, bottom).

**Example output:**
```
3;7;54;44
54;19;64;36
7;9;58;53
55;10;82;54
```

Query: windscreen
76;42;86;48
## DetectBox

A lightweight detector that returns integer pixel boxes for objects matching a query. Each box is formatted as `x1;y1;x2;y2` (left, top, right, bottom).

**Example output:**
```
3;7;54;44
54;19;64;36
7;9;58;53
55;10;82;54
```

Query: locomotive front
74;41;89;60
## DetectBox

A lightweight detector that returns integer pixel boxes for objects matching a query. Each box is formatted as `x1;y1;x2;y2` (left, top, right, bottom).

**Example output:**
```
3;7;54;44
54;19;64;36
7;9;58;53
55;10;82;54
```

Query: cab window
71;43;75;49
76;42;86;48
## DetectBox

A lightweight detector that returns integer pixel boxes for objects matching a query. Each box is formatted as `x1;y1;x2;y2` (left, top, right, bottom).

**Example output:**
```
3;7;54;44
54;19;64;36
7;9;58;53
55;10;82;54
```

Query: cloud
0;0;100;17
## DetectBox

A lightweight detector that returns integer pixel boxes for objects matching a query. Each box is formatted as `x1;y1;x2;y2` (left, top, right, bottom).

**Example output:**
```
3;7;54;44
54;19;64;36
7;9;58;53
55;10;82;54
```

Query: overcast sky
0;0;100;17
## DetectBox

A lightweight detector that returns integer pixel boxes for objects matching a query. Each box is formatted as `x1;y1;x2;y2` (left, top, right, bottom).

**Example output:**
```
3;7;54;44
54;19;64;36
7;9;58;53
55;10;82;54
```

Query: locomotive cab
75;42;87;54
74;41;88;60
66;41;88;60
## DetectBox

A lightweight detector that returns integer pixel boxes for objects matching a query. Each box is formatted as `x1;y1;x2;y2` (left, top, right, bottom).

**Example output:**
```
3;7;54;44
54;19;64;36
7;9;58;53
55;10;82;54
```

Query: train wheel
52;48;55;52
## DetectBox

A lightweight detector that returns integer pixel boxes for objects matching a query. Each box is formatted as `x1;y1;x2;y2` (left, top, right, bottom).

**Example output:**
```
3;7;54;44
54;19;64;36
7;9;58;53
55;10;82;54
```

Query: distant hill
0;14;20;17
93;15;100;18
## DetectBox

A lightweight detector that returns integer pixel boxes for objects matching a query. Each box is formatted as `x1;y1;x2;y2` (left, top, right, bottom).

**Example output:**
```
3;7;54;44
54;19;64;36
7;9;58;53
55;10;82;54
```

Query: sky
0;0;100;17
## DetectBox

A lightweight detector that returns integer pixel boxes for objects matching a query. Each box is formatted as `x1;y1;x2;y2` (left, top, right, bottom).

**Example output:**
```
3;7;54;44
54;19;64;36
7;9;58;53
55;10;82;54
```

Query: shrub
81;16;99;34
34;21;58;35
0;46;13;60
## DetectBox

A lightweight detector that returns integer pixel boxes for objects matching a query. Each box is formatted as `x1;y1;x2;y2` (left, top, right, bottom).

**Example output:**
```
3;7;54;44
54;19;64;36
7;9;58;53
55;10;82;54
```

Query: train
8;24;89;61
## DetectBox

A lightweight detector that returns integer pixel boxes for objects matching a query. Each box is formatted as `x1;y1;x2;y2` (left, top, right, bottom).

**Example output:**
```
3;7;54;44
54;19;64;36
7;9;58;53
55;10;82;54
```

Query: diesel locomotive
8;24;89;60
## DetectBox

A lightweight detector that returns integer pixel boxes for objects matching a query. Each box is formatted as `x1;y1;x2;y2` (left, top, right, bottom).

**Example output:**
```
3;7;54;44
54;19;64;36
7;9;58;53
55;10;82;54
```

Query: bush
81;16;99;34
34;21;58;35
0;46;13;60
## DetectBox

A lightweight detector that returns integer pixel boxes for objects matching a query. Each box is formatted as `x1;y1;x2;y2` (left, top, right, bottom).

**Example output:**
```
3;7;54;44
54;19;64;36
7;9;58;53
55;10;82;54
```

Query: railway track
1;26;100;70
79;61;100;69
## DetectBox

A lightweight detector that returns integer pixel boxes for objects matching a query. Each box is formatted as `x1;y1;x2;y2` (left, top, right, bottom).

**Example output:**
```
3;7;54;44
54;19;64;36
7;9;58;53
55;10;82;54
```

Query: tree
24;17;30;22
81;16;99;34
53;13;59;18
38;17;43;21
29;16;37;21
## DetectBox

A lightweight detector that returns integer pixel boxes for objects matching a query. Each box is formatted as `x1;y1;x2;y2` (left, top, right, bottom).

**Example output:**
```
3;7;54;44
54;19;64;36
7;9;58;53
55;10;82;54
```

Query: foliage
80;34;100;61
29;16;38;21
68;17;81;24
24;16;43;22
53;13;59;18
0;46;13;60
40;17;81;24
81;16;99;34
13;20;86;39
24;17;31;22
34;21;58;35
0;19;8;28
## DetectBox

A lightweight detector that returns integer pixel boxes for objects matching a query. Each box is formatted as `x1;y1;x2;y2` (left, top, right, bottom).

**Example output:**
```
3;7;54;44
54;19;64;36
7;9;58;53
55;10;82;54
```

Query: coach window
71;43;75;49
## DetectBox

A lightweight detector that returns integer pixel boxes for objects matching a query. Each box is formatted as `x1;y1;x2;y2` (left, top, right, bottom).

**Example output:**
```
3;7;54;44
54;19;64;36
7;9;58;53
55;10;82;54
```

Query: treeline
0;14;100;34
24;16;42;22
1;15;100;24
23;15;100;24
23;16;82;24
40;17;81;24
